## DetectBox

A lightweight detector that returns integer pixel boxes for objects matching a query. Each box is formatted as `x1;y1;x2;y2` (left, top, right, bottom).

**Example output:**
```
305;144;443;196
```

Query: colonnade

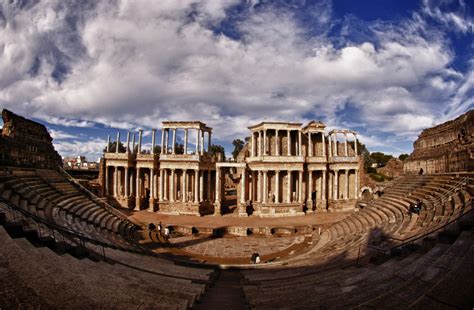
250;129;303;157
105;166;136;199
328;169;359;200
158;168;214;203
105;166;214;210
161;128;211;155
328;130;358;157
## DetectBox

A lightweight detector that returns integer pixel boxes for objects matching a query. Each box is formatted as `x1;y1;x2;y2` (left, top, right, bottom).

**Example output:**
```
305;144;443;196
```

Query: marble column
170;169;175;202
333;134;338;157
275;170;280;203
298;170;303;203
149;168;154;212
114;166;118;196
262;171;268;203
151;129;156;154
257;171;262;202
345;169;349;200
328;172;333;200
298;130;302;156
307;170;313;204
129;170;134;198
328;135;332;157
258;131;262;156
344;132;348;157
334;170;339;200
182;170;187;202
106;135;110;152
126;132;130;154
161;129;165;154
132;133;136;154
194;170;199;203
308;132;313;157
195;129;199;154
322;133;326;157
138;129;143;154
322;170;327;202
184;129;188;154
199;170;204;202
287;171;292;202
251;132;256;157
135;168;141;210
275;130;279;156
125;167;129;197
163;169;168;201
159;169;164;201
240;169;246;204
263;130;267;155
200;131;204;155
287;130;291;156
172;128;176;154
164;129;169;154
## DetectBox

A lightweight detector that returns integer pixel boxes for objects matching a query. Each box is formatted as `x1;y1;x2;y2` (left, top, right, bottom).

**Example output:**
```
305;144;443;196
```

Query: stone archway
359;186;372;200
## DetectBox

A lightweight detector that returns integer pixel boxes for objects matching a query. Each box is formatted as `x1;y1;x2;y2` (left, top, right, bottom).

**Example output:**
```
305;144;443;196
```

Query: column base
213;201;221;216
148;198;156;212
134;197;141;211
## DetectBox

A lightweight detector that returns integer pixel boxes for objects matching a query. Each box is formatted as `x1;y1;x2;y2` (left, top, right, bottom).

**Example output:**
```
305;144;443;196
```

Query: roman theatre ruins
0;108;472;309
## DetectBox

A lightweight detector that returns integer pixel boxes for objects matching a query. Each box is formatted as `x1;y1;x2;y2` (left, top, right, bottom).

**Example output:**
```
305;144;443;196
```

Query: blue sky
0;0;473;161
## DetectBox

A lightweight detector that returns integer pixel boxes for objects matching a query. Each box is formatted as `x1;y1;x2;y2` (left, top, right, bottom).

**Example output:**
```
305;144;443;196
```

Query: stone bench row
0;226;204;309
243;230;474;309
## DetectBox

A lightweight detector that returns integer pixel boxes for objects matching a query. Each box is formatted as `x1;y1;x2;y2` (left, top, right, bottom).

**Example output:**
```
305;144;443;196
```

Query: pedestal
213;202;221;216
148;198;156;212
134;197;141;211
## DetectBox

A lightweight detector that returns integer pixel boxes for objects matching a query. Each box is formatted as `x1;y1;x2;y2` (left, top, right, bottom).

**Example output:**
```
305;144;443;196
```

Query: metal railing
57;166;142;227
365;176;472;255
0;196;107;258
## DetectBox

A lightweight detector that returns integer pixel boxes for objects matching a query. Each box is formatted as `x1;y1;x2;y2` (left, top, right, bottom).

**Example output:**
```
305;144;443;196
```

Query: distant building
63;156;98;170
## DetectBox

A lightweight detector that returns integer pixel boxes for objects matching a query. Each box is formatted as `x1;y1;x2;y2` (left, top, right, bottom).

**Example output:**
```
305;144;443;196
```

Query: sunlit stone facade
101;120;361;216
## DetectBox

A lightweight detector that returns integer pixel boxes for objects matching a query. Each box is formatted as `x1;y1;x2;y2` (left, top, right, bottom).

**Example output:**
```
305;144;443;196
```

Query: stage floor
129;210;351;229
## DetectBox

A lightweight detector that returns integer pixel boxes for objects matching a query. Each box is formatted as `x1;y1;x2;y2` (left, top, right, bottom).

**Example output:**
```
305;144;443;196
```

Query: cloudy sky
0;0;473;161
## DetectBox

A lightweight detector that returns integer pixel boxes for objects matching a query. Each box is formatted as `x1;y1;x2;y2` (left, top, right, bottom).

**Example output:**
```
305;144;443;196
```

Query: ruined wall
377;158;404;178
404;110;473;173
0;109;62;169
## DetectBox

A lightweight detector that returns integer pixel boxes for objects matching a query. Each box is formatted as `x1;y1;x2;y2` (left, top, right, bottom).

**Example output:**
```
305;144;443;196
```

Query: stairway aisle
195;270;248;310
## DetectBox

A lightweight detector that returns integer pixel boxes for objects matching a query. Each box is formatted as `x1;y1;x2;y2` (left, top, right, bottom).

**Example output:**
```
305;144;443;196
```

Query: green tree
398;153;409;161
153;145;162;154
232;139;244;160
209;144;226;160
357;141;373;172
103;141;126;153
370;152;393;167
174;143;184;155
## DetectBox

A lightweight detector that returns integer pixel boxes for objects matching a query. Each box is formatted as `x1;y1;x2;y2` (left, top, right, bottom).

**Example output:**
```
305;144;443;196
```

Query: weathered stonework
0;109;61;170
404;110;473;174
102;119;362;217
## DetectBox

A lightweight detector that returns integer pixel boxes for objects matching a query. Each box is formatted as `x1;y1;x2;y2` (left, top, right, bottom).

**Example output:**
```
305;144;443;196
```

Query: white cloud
423;0;474;33
53;137;107;161
0;0;472;157
48;129;75;140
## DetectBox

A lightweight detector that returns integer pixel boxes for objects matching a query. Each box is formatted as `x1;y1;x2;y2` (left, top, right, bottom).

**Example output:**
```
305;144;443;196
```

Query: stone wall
0;109;62;170
404;109;473;173
377;158;404;178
